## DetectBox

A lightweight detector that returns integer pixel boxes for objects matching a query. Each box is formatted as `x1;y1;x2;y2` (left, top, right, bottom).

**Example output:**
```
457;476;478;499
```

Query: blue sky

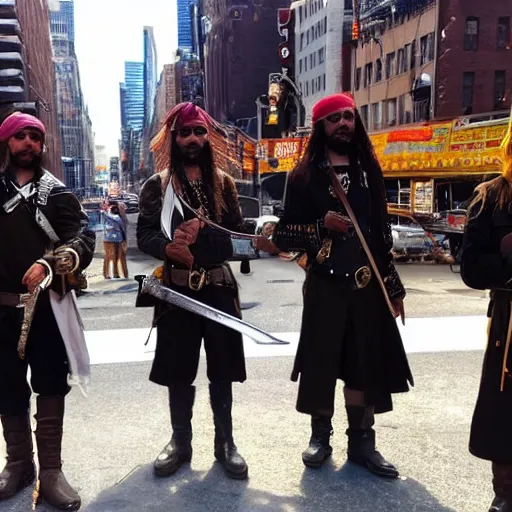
73;0;177;157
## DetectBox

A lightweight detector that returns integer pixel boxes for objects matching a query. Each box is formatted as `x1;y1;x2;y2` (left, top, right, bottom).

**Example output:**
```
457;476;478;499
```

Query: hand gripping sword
140;275;289;345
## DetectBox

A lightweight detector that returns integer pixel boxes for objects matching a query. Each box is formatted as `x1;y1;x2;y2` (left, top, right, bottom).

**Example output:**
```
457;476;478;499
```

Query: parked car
389;215;431;261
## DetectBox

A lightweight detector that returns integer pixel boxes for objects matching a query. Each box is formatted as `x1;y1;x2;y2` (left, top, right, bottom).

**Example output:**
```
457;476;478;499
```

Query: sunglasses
14;130;43;143
325;111;355;124
177;126;208;138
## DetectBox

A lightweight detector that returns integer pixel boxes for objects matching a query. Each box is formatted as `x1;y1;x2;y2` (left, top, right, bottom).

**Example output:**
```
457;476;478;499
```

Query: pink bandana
0;112;46;142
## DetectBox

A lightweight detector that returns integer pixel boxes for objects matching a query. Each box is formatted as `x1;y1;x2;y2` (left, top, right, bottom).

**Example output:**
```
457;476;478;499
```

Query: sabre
179;195;261;241
140;275;289;346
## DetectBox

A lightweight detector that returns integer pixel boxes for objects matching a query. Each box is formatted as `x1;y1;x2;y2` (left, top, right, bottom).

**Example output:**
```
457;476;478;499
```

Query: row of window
464;16;511;52
297;0;352;24
356;33;435;90
299;16;328;51
462;70;507;115
298;46;326;74
299;74;327;98
358;69;508;131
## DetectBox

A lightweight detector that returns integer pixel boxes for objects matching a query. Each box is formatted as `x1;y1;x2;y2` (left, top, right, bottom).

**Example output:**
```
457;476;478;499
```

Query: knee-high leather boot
154;384;195;477
34;396;80;511
302;415;333;468
0;413;35;500
345;405;399;479
209;382;248;480
489;462;512;512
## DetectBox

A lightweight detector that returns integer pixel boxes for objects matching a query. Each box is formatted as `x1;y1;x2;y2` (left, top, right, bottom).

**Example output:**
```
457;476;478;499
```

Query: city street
0;217;496;512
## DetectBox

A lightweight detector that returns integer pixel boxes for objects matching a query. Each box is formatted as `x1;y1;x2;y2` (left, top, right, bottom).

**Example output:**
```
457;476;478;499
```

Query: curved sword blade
140;276;289;346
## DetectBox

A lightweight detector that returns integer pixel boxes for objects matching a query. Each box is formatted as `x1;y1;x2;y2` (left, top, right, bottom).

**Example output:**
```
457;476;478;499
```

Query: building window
387;98;397;126
420;35;434;65
372;102;382;130
410;39;417;69
364;63;373;87
375;59;383;82
398;95;406;125
397;48;406;74
323;73;326;90
300;33;304;51
324;16;327;33
463;17;479;51
299;59;303;74
462;71;475;114
360;105;369;128
318;47;325;64
355;67;361;90
494;70;506;110
385;52;396;79
498;17;511;50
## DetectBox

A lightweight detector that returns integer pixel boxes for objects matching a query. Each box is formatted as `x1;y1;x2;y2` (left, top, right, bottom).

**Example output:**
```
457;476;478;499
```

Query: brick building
436;0;512;118
201;0;290;123
353;0;512;131
0;0;63;179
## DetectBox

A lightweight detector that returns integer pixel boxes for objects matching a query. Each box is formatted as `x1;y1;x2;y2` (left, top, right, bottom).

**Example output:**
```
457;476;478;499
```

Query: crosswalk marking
85;315;488;366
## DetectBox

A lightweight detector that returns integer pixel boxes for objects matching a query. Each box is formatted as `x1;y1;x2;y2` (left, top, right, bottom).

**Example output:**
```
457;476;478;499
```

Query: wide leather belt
0;292;30;308
169;266;234;291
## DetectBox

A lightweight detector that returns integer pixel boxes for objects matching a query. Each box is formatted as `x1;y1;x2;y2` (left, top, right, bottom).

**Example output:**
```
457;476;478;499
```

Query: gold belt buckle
355;266;372;289
188;269;207;291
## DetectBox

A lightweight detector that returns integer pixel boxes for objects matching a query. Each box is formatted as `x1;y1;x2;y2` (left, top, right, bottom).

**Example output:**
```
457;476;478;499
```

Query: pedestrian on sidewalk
102;201;128;279
0;112;95;510
255;93;413;478
460;136;512;512
137;102;248;480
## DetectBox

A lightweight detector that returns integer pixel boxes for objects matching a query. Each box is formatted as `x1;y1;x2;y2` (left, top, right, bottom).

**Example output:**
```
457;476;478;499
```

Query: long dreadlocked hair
290;109;388;231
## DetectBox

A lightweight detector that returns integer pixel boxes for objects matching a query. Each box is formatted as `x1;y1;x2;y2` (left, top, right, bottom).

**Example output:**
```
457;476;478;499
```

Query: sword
179;195;261;241
140;275;289;346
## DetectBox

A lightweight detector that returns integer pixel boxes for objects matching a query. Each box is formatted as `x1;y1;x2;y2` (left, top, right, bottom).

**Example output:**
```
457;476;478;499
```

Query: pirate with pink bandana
0;112;95;510
137;102;248;480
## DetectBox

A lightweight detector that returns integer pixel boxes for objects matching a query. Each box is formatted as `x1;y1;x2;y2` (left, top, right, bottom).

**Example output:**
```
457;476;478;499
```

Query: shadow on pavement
81;460;456;512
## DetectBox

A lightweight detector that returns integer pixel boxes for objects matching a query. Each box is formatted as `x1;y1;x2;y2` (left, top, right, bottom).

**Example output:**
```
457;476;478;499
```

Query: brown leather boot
0;413;35;500
489;462;512;512
34;396;80;511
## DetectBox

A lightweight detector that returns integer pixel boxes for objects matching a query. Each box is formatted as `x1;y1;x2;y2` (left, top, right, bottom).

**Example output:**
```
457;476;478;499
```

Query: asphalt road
0;215;497;512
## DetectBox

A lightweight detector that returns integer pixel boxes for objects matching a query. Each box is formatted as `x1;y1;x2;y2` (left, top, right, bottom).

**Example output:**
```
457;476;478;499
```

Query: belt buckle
355;266;372;289
188;269;207;291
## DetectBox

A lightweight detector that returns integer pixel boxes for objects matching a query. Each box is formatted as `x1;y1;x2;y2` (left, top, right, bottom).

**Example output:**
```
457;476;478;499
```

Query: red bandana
312;93;356;124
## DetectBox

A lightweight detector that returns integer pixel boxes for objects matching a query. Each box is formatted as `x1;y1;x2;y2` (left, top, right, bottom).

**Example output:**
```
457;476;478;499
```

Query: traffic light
352;19;360;42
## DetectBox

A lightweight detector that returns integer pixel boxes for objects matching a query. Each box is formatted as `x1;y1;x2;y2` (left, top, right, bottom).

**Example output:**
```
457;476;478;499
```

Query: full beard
325;136;353;156
10;151;42;170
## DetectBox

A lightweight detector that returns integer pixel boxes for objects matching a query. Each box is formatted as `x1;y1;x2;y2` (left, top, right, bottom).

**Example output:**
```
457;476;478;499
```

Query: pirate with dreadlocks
137;103;248;480
460;123;512;512
0;112;95;510
256;93;413;478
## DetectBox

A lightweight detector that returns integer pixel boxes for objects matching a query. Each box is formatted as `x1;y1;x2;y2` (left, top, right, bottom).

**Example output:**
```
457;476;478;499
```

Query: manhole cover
267;279;295;284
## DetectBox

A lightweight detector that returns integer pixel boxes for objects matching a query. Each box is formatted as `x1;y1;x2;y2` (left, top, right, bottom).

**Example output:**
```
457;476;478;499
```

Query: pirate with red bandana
256;93;413;478
0;112;95;510
137;103;248;480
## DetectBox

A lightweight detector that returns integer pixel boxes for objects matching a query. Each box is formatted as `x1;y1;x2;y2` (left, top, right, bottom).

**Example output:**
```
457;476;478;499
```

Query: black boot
154;385;195;477
209;382;248;480
489;463;512;512
346;405;399;479
34;396;81;511
0;413;35;500
302;415;333;468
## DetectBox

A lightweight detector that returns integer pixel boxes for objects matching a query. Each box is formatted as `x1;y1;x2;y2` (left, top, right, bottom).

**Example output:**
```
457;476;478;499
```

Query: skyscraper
121;62;144;130
120;61;144;189
50;0;94;190
177;0;193;52
142;27;158;174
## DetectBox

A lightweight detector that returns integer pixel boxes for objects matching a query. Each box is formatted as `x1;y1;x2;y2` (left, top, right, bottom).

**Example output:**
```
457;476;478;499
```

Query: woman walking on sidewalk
102;202;128;279
460;131;512;512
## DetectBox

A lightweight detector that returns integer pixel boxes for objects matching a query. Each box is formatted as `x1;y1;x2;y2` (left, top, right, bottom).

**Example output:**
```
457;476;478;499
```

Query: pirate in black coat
461;165;512;512
137;103;248;480
256;93;413;479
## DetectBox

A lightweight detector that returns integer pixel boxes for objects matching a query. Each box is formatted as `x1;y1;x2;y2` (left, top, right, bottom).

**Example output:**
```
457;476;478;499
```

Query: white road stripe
85;315;488;366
